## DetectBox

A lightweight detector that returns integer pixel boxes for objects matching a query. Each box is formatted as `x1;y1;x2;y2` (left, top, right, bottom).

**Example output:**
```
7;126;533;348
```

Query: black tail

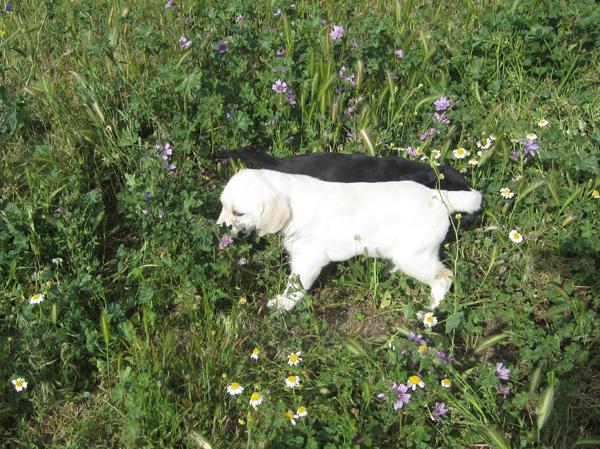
213;149;280;169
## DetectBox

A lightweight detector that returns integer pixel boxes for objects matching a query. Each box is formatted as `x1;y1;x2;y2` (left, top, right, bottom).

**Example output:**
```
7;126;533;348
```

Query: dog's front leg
267;253;327;312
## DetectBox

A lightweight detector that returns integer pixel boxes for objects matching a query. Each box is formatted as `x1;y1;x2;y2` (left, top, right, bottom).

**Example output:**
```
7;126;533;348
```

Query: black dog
214;149;471;191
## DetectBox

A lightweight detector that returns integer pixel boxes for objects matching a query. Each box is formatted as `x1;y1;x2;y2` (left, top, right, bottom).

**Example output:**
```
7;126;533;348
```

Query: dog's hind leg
267;253;328;312
390;250;452;309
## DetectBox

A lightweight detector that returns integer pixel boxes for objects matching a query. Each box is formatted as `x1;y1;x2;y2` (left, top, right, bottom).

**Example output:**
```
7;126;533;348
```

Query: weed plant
1;0;599;448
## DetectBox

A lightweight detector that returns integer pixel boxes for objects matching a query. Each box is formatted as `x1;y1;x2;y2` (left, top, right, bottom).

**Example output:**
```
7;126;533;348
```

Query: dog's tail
213;149;280;169
436;189;483;214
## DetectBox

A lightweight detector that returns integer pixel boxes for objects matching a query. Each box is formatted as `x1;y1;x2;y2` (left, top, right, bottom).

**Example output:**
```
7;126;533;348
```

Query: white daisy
453;147;470;159
250;347;260;361
430;149;441;160
287;351;302;366
538;119;549;128
526;132;538;141
592;190;600;199
509;229;524;244
296;405;308;417
423;312;438;328
29;293;44;305
499;187;514;199
441;378;452;388
407;375;425;390
476;137;493;150
285;410;298;425
11;377;28;392
285;375;300;388
227;382;244;396
249;391;263;408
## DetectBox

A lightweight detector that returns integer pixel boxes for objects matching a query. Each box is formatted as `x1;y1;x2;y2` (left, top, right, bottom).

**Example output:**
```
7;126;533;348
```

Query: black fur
214;149;471;191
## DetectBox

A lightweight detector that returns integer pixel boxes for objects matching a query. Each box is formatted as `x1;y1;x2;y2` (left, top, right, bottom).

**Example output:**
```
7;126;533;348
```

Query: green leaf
445;311;464;334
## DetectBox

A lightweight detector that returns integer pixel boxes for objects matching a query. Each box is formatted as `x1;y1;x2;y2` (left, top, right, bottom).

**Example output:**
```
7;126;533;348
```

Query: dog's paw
267;293;303;312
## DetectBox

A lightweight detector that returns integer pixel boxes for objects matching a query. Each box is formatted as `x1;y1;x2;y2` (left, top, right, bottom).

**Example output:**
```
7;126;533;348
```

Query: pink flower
272;79;288;94
330;25;344;40
395;48;405;59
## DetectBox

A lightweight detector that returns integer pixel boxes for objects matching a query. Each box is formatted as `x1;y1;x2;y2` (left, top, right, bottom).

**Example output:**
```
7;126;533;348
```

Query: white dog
217;169;482;312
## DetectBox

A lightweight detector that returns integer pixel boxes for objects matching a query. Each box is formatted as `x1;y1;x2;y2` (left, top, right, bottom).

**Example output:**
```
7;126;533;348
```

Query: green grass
1;0;600;448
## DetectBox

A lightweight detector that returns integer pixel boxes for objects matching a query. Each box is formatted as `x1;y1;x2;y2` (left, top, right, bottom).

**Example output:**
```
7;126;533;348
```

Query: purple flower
216;40;229;54
235;14;244;23
523;141;539;157
395;48;405;59
344;106;354;117
285;90;297;106
350;40;358;48
406;146;419;158
330;25;345;40
164;0;174;8
433;112;450;125
510;150;520;161
419;128;438;141
432;402;449;420
496;385;511;397
272;79;287;94
6;3;13;13
408;331;426;346
338;66;356;86
167;163;176;173
495;362;510;381
391;383;411;410
434;96;452;112
163;143;173;157
436;351;451;363
346;131;357;141
275;49;286;57
179;35;192;50
219;234;234;250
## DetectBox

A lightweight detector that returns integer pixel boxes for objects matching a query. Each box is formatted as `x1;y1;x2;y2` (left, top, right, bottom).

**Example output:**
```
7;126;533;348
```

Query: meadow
1;0;599;447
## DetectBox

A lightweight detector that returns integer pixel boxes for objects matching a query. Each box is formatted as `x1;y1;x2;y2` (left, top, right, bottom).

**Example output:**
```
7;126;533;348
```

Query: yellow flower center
418;344;427;352
512;232;521;239
442;378;451;386
15;380;23;387
250;392;261;401
408;375;421;385
230;382;240;390
252;348;259;355
592;190;600;198
285;411;295;420
287;376;297;383
426;315;434;323
297;406;307;415
289;354;299;363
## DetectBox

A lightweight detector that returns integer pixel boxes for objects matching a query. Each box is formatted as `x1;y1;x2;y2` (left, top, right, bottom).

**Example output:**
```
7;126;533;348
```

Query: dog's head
217;169;291;236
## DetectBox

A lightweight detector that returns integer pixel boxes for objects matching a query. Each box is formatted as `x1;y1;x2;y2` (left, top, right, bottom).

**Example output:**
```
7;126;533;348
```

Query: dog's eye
232;209;244;217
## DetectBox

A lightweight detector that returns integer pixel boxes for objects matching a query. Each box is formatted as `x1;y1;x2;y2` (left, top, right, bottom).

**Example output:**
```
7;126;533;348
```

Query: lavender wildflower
432;402;449;420
179;35;192;50
408;331;426;346
436;351;451;363
285;90;297;106
235;14;244;23
510;151;520;161
275;49;286;57
344;106;354;117
395;48;405;59
391;383;411;410
219;234;234;250
434;96;452;112
164;0;174;8
496;385;511;397
272;79;287;93
406;146;420;158
433;112;450;125
330;25;345;40
419;128;438;141
6;3;14;13
167;163;176;173
523;141;539;157
216;40;229;54
338;66;356;86
495;362;510;381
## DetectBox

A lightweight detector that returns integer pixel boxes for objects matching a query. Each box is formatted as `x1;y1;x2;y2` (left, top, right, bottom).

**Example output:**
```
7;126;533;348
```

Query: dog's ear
257;194;291;235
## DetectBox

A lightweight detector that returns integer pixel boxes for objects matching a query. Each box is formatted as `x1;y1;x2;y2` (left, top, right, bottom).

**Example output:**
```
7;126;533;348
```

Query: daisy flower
407;375;425;390
592;190;600;199
476;137;493;150
441;378;452;388
250;347;260;361
272;79;288;94
288;351;302;366
249;391;263;408
285;410;298;425
296;405;308;417
452;147;470;159
12;377;27;392
29;293;44;305
526;132;538;141
227;382;244;396
422;312;438;328
538;118;549;128
499;187;514;199
509;229;523;244
285;375;300;388
418;344;428;353
430;149;441;160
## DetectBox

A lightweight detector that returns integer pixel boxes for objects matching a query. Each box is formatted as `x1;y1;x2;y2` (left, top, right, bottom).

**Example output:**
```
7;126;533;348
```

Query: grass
1;0;600;448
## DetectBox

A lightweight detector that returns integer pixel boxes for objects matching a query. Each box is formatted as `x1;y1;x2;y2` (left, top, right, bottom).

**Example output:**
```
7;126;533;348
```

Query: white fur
217;169;482;312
